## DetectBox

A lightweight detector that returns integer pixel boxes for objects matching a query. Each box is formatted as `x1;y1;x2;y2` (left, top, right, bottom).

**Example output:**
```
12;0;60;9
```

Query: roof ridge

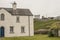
0;7;33;16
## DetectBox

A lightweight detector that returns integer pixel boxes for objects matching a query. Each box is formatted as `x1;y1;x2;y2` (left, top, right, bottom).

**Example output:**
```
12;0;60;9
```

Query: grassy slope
2;34;60;40
34;19;60;30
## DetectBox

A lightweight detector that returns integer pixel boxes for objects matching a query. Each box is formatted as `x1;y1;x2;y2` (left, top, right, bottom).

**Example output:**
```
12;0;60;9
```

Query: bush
48;29;54;37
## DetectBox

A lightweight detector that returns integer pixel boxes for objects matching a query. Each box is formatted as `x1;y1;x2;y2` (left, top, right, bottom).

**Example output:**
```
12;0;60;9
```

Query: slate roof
0;8;33;16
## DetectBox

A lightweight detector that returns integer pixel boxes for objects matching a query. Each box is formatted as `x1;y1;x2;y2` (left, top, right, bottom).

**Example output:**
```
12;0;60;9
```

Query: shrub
48;29;54;37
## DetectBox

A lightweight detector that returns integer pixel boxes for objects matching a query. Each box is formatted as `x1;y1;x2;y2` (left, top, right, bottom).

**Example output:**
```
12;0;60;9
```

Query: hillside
34;19;60;30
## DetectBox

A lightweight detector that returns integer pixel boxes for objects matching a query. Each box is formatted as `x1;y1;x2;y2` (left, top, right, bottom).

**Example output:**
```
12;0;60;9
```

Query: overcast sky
0;0;60;17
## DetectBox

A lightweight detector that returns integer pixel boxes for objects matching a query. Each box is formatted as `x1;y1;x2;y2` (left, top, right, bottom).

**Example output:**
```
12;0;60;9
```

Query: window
1;14;5;20
21;26;25;33
10;26;14;33
16;17;20;23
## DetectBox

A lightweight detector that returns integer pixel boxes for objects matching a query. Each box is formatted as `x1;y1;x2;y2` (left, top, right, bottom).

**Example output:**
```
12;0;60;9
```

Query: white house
0;2;34;37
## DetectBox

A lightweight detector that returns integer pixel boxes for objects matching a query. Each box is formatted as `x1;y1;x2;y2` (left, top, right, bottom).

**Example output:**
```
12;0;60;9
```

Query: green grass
34;19;60;30
1;34;60;40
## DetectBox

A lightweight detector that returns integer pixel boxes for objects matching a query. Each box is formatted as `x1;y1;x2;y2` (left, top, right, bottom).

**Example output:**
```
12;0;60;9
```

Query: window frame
16;16;20;23
21;26;25;33
10;26;14;33
1;14;5;21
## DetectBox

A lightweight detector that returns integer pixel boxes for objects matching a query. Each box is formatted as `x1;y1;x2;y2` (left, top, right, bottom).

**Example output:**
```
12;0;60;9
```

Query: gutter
28;16;30;36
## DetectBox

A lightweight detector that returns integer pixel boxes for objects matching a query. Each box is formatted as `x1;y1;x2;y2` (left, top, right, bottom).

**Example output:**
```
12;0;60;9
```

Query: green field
1;34;60;40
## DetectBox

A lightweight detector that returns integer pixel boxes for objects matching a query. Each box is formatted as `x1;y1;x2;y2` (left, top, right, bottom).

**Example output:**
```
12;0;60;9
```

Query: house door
0;27;4;37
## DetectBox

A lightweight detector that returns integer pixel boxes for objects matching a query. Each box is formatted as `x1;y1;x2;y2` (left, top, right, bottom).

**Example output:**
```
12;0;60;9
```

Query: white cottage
0;2;34;37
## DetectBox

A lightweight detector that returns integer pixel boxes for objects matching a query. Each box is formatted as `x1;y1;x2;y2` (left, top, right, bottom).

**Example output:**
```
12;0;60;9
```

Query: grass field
34;19;60;30
1;34;60;40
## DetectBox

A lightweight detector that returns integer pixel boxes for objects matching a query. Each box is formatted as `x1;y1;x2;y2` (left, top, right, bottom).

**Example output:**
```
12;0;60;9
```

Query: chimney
12;2;17;10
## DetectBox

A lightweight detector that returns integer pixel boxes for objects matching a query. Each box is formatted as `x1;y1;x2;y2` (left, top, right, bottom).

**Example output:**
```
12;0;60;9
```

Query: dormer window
16;16;20;23
1;14;5;21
